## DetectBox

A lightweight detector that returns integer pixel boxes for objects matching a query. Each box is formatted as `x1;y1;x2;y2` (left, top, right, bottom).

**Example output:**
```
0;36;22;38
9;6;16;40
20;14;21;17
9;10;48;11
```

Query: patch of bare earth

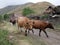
1;21;60;45
0;22;31;45
33;29;60;45
1;21;45;45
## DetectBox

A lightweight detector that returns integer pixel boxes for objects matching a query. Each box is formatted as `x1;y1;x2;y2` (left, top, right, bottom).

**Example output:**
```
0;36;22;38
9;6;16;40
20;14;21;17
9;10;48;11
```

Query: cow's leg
28;29;34;34
18;26;20;33
18;26;22;33
32;30;34;34
20;27;23;32
18;26;19;30
43;30;48;38
25;29;27;36
39;29;42;36
28;30;30;34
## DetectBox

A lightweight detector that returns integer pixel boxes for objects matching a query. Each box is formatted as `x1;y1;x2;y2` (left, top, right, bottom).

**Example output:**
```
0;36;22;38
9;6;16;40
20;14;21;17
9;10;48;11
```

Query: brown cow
17;17;35;36
29;20;54;37
10;16;34;36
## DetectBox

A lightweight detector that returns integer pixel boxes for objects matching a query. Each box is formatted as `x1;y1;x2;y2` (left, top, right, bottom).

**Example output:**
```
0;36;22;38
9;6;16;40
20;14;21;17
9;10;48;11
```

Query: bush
0;29;13;45
22;7;35;16
0;15;3;21
41;15;49;19
4;14;9;20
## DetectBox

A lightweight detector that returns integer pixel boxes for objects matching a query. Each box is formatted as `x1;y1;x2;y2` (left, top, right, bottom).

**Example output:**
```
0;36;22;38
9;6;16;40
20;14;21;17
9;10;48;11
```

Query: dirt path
1;22;60;45
1;22;45;45
32;29;60;45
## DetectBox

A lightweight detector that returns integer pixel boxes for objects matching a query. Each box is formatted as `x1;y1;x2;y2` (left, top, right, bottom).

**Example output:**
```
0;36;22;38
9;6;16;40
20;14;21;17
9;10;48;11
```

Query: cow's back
32;20;48;29
17;17;29;27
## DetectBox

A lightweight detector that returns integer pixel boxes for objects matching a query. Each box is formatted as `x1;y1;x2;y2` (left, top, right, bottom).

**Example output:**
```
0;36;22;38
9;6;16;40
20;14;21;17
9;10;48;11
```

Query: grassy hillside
7;2;34;14
0;2;54;15
0;21;46;45
0;5;20;15
0;2;34;15
0;29;13;45
28;2;54;15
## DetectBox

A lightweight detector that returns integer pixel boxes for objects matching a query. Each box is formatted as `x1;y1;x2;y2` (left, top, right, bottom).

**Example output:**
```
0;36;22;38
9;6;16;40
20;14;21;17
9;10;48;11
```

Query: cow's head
46;23;54;29
9;19;16;25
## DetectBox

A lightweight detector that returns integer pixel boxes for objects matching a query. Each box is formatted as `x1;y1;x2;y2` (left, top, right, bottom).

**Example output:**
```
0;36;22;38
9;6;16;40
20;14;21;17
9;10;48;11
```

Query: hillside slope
0;2;54;15
0;5;20;15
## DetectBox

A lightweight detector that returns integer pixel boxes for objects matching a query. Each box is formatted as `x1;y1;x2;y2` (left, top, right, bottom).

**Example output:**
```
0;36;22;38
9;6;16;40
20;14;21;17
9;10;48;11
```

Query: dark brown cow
30;20;54;37
9;14;16;25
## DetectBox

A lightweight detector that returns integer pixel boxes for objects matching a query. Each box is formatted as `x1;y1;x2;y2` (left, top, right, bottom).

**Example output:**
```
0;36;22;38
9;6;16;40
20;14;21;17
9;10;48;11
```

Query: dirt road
31;29;60;45
1;22;60;45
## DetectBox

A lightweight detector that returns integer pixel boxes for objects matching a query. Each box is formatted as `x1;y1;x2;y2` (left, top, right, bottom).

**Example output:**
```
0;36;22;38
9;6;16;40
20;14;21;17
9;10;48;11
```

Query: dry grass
8;2;54;15
0;21;46;45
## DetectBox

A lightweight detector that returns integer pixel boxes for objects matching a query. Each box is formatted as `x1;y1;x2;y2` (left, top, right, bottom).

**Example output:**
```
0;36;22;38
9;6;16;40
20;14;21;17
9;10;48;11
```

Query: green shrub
4;14;9;20
22;7;35;16
41;15;49;19
0;15;3;21
0;29;13;45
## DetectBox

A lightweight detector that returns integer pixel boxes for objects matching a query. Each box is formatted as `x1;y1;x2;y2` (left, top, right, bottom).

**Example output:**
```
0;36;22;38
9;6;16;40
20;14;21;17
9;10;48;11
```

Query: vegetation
41;14;49;19
22;7;35;16
4;14;10;21
0;13;10;22
0;29;13;45
0;2;53;15
0;15;3;21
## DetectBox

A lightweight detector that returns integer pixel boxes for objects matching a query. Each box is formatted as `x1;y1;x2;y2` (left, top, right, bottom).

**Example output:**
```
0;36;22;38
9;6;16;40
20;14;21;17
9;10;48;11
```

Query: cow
9;16;34;36
28;20;54;37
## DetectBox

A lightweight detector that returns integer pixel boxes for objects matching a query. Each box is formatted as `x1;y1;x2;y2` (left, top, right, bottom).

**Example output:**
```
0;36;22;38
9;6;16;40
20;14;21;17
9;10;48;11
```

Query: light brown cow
10;16;34;36
16;16;34;36
29;20;54;37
